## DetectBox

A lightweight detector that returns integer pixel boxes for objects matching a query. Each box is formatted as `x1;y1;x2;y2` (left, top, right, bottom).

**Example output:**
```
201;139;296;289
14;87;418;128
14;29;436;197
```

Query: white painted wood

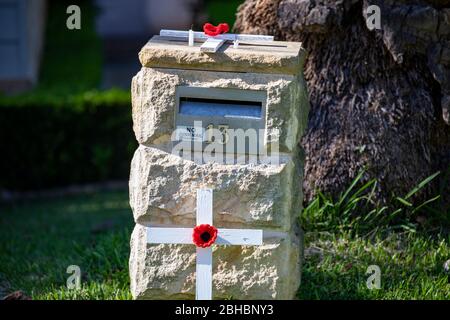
200;38;226;53
196;189;213;225
196;247;212;300
147;227;192;244
195;189;214;300
147;227;264;246
144;188;264;300
188;29;194;46
216;229;263;246
160;29;274;42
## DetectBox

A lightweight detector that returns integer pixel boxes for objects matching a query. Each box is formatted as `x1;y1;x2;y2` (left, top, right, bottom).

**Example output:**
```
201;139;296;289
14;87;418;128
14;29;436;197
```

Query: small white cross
160;29;274;53
146;189;263;300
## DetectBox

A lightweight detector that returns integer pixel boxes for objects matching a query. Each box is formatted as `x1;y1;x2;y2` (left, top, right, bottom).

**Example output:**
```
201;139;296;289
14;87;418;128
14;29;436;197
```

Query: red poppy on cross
203;23;229;36
146;189;263;300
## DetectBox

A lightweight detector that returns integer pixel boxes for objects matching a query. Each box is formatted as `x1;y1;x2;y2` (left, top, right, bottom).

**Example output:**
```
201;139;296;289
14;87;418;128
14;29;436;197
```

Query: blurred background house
0;0;47;94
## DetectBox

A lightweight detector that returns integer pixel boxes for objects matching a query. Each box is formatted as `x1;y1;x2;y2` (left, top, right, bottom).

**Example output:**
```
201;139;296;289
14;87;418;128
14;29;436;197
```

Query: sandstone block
129;145;304;231
138;36;306;75
129;35;308;300
131;67;309;153
129;223;302;300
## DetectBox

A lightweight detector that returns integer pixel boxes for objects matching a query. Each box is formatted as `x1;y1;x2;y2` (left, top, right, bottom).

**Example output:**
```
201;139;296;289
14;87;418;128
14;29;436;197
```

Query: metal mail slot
174;87;267;155
179;98;262;119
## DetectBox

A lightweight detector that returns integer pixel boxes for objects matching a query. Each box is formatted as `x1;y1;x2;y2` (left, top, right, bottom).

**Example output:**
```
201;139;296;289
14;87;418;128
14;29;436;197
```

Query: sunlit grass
0;173;448;299
298;171;450;300
0;191;133;300
298;231;449;299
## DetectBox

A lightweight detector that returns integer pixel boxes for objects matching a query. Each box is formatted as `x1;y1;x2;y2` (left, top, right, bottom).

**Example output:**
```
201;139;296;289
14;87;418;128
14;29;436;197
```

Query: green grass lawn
0;191;133;299
299;231;449;299
0;187;448;300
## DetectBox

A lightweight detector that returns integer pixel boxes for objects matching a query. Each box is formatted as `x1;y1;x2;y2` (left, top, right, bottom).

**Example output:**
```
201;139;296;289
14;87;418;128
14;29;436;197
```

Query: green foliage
0;92;135;190
299;170;450;300
301;170;447;235
0;191;133;299
0;88;131;108
0;1;134;191
205;0;245;28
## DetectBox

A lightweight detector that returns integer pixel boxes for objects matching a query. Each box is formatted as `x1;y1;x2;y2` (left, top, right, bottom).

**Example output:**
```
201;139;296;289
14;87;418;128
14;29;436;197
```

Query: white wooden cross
147;189;263;300
160;29;274;53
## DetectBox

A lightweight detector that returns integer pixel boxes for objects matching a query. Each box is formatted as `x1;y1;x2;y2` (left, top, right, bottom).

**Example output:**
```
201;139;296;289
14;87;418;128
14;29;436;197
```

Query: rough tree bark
235;0;450;209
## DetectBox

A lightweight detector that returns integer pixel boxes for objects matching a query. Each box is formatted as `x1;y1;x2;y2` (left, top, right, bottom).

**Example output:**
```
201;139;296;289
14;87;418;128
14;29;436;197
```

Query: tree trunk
235;0;450;209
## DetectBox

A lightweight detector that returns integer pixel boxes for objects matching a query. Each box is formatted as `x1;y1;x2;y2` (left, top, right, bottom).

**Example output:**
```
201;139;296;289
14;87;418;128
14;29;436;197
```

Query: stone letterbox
129;33;309;299
174;87;267;155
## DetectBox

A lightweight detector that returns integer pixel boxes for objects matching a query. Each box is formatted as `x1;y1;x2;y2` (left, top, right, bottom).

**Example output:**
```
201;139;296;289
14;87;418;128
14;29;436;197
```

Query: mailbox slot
179;98;262;119
174;87;267;156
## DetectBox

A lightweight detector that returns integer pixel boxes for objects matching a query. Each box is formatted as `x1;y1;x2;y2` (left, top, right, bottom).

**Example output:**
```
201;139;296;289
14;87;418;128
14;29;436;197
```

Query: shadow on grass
297;232;450;300
298;267;370;300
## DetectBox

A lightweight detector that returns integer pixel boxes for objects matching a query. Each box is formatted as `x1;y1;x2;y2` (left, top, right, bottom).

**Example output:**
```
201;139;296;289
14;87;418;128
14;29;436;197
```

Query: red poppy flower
192;224;218;248
203;23;229;37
